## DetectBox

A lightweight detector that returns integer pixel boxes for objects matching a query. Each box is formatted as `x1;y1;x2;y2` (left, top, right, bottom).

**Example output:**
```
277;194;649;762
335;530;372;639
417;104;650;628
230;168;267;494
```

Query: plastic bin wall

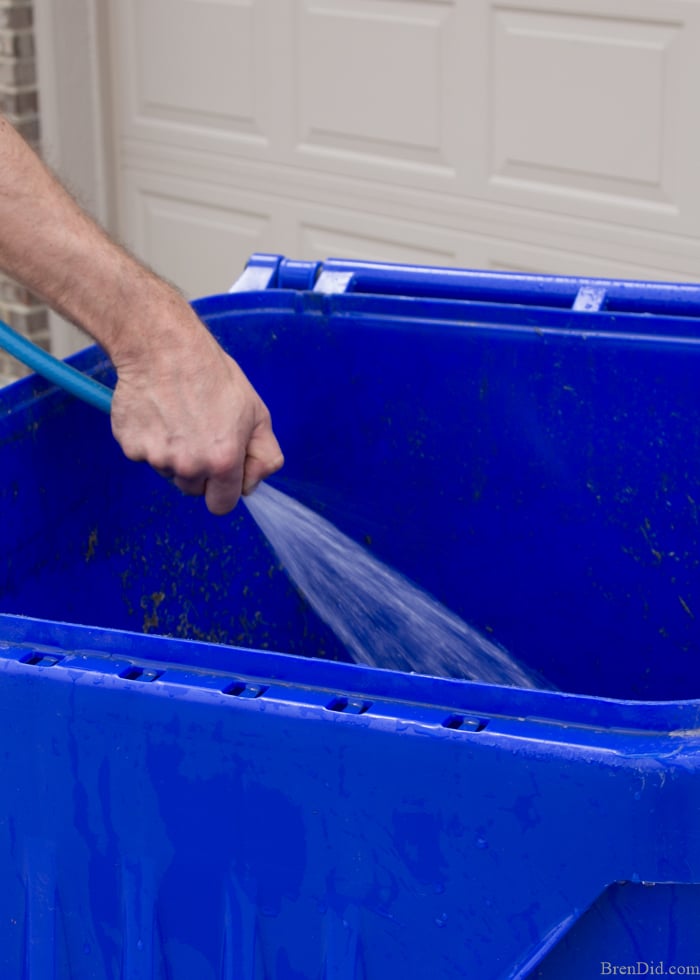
1;253;700;978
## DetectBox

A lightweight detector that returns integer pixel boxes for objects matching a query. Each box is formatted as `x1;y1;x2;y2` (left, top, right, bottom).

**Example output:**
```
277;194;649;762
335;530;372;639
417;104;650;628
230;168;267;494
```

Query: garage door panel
122;173;281;297
491;9;677;201
114;0;275;152
487;0;700;232
297;0;458;179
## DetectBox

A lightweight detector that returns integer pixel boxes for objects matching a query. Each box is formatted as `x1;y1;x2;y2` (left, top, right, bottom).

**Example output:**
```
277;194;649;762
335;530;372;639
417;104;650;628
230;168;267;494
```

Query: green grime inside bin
2;279;700;702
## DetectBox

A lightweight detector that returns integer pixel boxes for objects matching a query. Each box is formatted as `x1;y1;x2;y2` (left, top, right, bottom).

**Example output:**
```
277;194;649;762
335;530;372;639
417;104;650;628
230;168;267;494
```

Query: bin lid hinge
573;285;606;312
313;270;355;295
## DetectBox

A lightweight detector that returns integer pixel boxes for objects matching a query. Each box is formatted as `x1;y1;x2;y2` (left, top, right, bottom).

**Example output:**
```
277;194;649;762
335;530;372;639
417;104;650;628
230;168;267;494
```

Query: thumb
242;421;284;496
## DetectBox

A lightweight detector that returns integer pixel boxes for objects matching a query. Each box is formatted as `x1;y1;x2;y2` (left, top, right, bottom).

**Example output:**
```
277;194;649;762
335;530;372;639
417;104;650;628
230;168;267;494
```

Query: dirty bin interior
2;255;700;703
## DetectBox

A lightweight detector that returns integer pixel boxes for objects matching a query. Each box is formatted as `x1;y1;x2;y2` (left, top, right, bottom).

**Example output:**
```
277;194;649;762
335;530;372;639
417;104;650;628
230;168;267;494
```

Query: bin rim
0;613;698;737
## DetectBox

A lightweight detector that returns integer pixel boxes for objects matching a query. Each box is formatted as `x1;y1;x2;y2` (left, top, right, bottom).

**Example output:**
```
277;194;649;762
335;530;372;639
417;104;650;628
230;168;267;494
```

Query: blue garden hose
0;318;113;414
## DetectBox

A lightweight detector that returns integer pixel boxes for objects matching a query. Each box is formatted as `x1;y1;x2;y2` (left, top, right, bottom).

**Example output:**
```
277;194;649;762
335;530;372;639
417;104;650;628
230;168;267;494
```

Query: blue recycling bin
1;253;700;978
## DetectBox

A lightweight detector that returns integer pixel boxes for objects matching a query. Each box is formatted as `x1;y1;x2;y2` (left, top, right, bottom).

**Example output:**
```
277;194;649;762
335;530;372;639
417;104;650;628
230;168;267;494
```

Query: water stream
244;483;546;688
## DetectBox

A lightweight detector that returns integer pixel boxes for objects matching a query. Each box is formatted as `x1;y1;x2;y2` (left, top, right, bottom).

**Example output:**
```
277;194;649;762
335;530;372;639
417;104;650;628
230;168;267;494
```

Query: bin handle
0;318;113;414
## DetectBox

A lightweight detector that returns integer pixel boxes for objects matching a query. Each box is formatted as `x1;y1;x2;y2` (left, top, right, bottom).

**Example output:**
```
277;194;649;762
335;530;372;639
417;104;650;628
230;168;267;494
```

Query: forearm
0;115;190;363
0;115;283;512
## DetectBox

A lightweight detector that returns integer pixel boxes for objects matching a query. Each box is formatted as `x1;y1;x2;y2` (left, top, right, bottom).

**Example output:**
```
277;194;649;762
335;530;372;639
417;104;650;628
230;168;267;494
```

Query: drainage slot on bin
442;714;488;732
222;682;267;699
326;696;372;715
119;666;163;682
20;652;64;668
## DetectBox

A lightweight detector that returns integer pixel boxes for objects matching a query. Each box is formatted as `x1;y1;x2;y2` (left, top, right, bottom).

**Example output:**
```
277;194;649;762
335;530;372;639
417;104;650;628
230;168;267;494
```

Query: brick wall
0;0;47;385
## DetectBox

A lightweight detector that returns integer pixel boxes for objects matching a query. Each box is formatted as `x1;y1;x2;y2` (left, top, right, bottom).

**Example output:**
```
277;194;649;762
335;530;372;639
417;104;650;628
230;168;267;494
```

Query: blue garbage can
1;253;700;978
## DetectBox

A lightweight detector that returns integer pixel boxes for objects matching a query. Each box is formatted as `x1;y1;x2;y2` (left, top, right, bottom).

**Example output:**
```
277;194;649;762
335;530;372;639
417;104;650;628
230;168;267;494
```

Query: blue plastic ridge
1;614;700;735
0;639;494;737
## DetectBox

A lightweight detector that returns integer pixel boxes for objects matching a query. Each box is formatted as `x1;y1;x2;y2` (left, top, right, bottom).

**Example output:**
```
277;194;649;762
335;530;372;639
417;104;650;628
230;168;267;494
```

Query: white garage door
48;0;700;303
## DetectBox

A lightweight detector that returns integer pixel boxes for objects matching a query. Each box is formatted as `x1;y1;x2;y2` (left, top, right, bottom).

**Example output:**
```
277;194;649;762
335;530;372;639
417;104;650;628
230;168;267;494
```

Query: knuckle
118;436;147;463
173;457;204;482
208;442;239;478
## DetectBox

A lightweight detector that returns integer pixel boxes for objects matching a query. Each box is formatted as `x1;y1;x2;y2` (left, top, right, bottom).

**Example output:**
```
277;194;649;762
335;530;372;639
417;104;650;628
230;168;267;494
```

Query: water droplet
434;912;448;928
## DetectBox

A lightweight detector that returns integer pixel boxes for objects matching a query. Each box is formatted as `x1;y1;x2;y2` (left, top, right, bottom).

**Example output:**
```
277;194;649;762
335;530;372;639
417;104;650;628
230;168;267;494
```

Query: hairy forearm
0;115;283;512
0;115;190;363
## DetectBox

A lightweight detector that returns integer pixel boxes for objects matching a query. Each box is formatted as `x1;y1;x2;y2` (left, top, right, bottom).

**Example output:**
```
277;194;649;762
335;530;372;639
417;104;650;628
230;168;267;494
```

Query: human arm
0;115;283;514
